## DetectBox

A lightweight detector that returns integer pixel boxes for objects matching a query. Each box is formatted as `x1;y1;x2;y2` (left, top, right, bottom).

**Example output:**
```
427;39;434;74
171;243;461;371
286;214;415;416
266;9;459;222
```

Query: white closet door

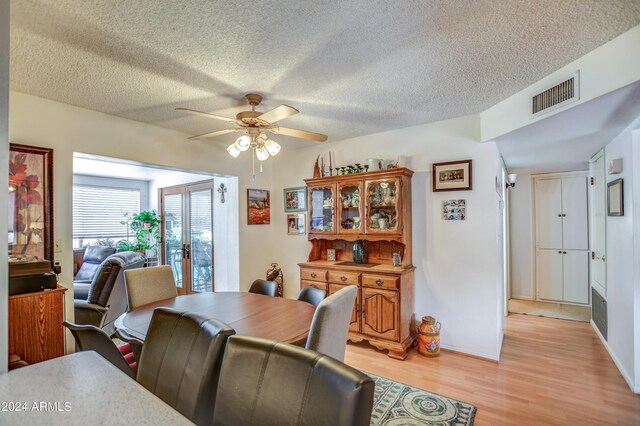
536;249;563;301
561;176;589;250
563;250;589;304
535;179;563;249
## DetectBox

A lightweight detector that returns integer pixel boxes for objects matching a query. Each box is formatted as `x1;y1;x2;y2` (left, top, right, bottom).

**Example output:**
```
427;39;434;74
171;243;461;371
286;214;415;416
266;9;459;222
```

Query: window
73;185;141;247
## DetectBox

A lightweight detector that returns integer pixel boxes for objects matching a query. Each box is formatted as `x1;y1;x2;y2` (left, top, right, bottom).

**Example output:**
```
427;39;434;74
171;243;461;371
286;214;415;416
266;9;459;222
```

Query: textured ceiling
10;0;640;146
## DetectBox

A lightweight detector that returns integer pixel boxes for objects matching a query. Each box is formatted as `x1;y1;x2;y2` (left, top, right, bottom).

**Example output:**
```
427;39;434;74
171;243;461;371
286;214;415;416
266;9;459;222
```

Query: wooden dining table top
114;292;316;345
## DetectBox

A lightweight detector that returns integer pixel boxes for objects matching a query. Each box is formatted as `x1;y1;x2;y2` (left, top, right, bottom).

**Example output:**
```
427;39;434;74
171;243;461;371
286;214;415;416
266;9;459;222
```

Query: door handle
375;279;384;286
340;276;348;282
184;243;190;260
310;272;317;278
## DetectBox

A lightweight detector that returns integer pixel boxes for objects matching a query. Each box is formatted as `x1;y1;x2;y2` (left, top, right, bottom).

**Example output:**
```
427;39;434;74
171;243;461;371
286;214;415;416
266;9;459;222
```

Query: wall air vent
531;71;579;117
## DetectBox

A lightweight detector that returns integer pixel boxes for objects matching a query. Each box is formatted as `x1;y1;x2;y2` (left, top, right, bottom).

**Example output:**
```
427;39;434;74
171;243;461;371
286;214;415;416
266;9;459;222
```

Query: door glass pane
310;187;334;232
339;184;362;231
190;189;213;292
368;181;398;231
163;193;183;288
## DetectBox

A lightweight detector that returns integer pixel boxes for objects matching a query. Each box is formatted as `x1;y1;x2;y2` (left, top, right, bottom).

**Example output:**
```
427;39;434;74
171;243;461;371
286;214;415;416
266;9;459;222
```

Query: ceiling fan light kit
178;93;328;180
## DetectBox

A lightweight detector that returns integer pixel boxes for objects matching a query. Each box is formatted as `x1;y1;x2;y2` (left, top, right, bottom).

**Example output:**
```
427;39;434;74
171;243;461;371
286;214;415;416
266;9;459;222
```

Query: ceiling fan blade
257;105;299;124
188;128;244;140
269;126;328;142
176;108;237;123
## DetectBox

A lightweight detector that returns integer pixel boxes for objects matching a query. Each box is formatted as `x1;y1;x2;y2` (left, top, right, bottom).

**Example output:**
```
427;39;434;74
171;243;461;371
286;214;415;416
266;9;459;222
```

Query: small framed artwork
287;213;306;235
283;186;307;212
442;199;466;221
433;160;472;192
607;179;624;216
247;189;270;225
9;143;54;261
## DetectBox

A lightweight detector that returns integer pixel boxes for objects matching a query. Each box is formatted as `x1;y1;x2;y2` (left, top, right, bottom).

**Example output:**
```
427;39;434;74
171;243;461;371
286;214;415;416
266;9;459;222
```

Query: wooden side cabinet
300;167;415;360
9;285;67;365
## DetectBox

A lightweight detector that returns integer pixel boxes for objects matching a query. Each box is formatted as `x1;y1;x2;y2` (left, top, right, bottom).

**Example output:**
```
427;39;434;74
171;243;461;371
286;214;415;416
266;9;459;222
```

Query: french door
160;180;214;294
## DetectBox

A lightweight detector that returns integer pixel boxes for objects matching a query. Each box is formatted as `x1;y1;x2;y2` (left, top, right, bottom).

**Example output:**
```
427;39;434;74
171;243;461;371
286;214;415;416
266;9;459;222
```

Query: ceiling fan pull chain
252;149;256;181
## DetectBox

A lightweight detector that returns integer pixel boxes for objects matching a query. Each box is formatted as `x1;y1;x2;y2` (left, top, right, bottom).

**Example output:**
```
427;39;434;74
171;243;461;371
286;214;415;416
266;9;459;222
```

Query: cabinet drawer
301;268;328;282
362;274;399;290
328;270;360;285
300;280;328;293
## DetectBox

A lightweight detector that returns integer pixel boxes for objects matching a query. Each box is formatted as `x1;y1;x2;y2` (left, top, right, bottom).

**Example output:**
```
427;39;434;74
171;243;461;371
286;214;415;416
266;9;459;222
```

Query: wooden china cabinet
299;167;415;359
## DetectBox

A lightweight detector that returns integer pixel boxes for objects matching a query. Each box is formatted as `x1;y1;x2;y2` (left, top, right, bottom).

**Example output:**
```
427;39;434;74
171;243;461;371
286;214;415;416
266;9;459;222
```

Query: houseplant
119;210;161;254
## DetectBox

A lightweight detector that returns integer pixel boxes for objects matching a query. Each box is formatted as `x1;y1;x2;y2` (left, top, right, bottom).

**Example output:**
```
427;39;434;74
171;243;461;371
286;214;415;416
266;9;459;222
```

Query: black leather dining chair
211;336;375;426
63;321;142;379
136;308;235;426
248;279;278;297
297;286;326;307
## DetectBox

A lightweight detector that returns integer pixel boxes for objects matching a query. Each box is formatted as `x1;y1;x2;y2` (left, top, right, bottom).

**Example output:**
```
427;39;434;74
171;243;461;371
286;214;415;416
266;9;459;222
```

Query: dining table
114;291;316;345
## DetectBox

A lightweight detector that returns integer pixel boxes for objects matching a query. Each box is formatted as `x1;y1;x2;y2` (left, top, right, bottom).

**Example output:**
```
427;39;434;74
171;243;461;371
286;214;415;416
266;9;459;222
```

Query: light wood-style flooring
345;313;640;425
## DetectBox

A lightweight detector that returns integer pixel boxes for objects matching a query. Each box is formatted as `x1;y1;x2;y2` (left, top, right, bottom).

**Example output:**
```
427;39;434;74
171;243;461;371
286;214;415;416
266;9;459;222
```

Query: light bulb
227;143;241;158
256;146;270;161
264;139;281;156
234;135;251;151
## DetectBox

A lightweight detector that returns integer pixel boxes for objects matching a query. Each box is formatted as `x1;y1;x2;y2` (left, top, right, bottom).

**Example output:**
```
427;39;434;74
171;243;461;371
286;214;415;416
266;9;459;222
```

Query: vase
352;240;366;264
417;316;441;357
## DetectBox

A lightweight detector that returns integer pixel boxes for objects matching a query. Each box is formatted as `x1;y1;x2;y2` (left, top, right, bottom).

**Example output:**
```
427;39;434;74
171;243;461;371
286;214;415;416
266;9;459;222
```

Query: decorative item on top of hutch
299;167;415;359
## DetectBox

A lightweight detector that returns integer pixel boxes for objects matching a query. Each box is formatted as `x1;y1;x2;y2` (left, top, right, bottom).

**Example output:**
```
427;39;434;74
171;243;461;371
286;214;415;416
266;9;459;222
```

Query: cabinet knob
563;251;567;254
375;279;384;285
310;272;317;278
558;251;562;254
340;276;347;282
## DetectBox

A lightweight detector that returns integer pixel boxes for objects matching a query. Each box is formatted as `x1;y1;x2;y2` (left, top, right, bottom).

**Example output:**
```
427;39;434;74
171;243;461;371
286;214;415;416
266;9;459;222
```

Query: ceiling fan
176;94;328;165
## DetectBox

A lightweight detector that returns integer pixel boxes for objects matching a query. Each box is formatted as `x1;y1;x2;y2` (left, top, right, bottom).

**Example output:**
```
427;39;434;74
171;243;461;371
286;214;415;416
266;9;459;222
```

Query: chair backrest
305;285;357;362
74;246;116;282
248;279;277;297
297;286;326;307
96;252;147;334
124;265;178;310
212;336;374;426
136;308;235;425
63;321;136;379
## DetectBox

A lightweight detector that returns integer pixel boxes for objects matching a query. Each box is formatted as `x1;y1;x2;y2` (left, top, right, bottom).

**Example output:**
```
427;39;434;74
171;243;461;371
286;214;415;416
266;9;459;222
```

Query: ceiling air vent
531;71;579;117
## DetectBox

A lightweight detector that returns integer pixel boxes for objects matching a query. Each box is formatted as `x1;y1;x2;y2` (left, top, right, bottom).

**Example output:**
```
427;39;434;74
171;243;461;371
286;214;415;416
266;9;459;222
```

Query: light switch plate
54;239;63;253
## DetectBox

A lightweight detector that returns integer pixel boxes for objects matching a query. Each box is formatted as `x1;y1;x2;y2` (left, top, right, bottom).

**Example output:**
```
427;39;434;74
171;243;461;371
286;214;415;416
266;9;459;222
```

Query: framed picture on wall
8;143;54;261
283;186;307;212
432;160;472;192
287;213;306;235
247;189;270;225
442;199;466;220
607;178;624;216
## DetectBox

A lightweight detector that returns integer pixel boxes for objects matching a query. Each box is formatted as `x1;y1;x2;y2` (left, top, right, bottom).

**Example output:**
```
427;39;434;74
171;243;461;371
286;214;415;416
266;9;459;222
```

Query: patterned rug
369;373;476;425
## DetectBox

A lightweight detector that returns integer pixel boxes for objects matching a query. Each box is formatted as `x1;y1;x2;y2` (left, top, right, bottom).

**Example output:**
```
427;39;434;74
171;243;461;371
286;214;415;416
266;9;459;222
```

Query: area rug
369;373;476;425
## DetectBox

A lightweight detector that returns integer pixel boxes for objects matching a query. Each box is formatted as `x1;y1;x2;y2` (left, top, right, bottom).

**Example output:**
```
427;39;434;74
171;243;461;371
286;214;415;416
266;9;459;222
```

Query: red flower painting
9;151;44;257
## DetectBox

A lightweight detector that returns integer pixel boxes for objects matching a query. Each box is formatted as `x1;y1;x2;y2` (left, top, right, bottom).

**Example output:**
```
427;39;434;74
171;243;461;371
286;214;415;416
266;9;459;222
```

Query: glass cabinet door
365;178;401;234
337;181;363;234
309;185;335;233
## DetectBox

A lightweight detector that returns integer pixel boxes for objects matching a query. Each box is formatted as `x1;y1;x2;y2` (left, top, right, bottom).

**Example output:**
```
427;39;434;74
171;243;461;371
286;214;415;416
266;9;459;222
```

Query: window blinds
73;185;141;239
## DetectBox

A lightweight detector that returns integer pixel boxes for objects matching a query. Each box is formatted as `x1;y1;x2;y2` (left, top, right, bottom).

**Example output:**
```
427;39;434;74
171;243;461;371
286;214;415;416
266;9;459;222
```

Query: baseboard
590;320;639;393
440;343;500;363
509;295;534;301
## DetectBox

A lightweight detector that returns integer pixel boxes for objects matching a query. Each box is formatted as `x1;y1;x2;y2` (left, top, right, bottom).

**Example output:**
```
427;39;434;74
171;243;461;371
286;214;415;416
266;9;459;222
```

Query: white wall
508;173;534;299
602;115;640;391
633;128;640;391
272;115;504;360
0;0;9;374
481;24;640;142
9;91;275;352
